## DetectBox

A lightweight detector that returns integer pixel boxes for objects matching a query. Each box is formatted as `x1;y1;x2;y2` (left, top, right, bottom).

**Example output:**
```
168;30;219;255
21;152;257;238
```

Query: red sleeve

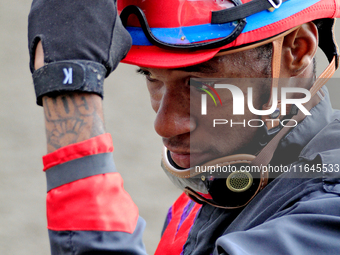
44;133;139;234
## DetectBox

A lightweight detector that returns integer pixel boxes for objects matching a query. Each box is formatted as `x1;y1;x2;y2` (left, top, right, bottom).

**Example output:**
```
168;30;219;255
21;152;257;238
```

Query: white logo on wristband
63;68;73;84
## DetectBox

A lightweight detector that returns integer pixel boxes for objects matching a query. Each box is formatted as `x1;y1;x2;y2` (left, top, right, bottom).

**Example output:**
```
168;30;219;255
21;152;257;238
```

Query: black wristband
33;60;106;106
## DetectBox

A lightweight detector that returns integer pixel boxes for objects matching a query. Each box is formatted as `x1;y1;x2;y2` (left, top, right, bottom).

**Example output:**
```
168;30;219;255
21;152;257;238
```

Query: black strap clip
268;0;282;11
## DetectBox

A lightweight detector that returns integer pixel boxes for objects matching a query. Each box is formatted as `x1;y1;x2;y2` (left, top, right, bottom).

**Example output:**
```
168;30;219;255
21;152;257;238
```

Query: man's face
139;48;271;168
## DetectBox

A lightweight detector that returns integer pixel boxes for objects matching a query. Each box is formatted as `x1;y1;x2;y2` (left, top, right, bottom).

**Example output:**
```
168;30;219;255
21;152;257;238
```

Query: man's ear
281;22;318;77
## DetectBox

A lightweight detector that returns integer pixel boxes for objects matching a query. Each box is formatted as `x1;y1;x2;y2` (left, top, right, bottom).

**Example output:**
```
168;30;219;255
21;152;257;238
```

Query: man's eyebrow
172;63;219;73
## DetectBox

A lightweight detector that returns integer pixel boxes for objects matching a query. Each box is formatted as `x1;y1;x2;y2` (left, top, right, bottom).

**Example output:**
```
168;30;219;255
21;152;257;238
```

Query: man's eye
136;68;157;81
190;81;211;93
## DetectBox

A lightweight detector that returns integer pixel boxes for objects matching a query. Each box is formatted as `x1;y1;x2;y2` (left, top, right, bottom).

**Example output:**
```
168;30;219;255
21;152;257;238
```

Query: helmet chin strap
261;36;284;130
253;32;339;168
162;31;339;210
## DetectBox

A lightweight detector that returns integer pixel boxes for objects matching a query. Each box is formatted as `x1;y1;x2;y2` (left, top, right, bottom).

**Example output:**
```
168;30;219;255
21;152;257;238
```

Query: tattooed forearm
43;93;105;153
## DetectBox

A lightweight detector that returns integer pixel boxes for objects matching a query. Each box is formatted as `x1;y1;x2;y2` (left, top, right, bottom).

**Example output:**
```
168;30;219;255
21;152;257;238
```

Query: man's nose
154;90;196;138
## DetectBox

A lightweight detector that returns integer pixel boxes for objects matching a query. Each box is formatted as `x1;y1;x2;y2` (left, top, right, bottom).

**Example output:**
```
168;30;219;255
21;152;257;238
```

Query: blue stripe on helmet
128;22;239;45
127;0;320;46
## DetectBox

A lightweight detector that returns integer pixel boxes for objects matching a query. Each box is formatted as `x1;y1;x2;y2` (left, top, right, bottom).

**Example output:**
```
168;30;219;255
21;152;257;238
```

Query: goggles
120;1;247;51
119;0;290;51
118;0;332;68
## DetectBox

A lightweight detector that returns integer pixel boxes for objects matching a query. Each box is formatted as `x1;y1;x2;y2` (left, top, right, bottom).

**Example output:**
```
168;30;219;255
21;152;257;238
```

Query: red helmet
118;0;340;69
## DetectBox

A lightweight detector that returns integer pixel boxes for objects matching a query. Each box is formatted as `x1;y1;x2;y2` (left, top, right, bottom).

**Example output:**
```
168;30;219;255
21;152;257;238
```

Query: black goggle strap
212;0;286;24
120;5;247;50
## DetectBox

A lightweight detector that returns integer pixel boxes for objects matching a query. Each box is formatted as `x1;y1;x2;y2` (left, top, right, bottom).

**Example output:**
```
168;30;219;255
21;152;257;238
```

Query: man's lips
169;151;191;169
163;138;212;169
169;151;209;169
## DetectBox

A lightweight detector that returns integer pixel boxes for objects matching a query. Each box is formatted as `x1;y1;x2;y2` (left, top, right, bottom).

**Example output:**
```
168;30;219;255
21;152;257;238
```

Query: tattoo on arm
43;93;105;153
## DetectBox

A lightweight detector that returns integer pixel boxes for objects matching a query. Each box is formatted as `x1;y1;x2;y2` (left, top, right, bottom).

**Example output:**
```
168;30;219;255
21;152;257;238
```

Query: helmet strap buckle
267;0;282;11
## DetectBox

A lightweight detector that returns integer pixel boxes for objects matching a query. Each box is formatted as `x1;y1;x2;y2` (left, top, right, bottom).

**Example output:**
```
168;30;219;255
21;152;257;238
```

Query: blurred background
1;1;340;254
